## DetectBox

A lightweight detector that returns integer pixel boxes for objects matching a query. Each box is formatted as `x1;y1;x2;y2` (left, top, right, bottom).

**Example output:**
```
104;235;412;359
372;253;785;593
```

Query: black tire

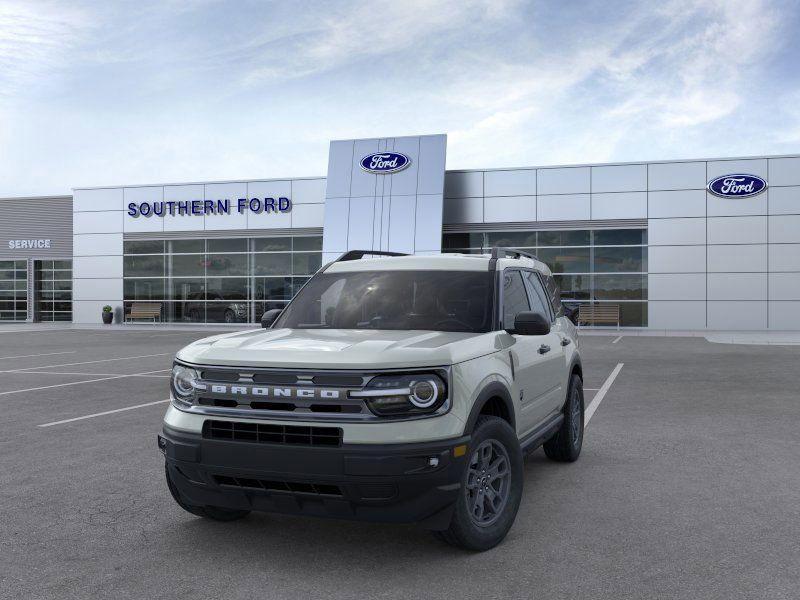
165;464;250;522
543;374;584;462
434;416;523;551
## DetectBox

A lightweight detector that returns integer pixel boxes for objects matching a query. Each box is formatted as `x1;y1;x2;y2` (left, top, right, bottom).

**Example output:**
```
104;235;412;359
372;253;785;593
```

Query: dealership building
1;133;799;330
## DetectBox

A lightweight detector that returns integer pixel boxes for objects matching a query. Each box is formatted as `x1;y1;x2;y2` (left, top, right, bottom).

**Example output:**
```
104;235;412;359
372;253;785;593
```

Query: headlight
351;372;448;417
171;364;202;406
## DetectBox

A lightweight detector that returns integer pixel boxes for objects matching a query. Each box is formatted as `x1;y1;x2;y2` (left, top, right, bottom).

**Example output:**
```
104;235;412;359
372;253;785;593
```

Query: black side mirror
261;308;282;329
563;305;578;325
509;311;550;336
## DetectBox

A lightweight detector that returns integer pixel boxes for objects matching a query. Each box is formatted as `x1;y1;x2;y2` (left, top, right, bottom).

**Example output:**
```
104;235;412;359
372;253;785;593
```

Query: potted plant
102;305;113;325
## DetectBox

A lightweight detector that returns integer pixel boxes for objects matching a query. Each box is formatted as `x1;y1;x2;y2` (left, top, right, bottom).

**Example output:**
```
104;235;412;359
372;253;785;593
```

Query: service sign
707;174;767;198
360;152;411;174
8;239;51;249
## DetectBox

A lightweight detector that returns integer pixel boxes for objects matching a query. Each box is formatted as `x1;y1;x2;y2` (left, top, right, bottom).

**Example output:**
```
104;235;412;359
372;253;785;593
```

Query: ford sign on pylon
707;174;768;198
360;152;411;174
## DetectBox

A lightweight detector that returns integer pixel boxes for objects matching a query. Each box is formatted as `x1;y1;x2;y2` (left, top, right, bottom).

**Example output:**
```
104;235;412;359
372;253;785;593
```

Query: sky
0;0;799;197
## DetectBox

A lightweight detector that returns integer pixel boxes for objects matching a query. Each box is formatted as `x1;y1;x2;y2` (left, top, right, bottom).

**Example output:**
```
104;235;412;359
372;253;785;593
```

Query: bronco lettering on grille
208;384;341;399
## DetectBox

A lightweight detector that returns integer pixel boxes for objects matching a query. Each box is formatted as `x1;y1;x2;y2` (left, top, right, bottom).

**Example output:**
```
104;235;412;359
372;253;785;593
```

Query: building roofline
445;152;800;174
0;195;72;201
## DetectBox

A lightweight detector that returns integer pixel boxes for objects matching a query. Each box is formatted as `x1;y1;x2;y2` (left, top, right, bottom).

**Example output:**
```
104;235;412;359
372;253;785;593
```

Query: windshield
274;270;494;333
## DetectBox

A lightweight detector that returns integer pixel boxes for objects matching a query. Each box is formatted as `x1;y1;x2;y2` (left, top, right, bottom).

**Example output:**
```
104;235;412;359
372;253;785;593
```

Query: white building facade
5;132;797;329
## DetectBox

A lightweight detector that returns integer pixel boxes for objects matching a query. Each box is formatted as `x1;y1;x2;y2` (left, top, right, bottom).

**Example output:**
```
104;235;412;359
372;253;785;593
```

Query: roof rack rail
336;250;409;262
490;247;540;262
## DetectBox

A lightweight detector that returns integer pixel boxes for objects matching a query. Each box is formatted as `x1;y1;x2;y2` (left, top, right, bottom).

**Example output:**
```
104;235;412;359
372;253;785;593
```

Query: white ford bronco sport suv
160;248;584;550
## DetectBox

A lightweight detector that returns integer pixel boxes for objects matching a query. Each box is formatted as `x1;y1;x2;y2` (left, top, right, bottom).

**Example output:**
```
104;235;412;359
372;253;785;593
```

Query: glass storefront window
170;278;204;301
206;277;249;300
485;231;537;248
35;260;72;322
554;274;591;300
562;301;648;327
594;229;647;246
592;274;647;300
255;277;293;301
206;254;247;276
169;254;204;277
443;232;484;250
293;237;323;251
208;238;247;253
0;260;27;321
124;278;165;300
292;252;322;275
124;255;165;277
254;253;292;276
538;230;590;247
253;237;291;252
124;240;165;255
537;248;590;273
170;240;204;253
123;236;322;323
443;227;648;327
593;247;646;273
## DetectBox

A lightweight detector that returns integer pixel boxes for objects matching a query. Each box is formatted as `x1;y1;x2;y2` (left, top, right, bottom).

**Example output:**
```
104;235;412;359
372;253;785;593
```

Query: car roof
325;253;552;276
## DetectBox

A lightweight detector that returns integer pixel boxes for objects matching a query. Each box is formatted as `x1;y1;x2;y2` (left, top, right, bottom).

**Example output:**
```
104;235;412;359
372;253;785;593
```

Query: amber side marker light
453;445;467;457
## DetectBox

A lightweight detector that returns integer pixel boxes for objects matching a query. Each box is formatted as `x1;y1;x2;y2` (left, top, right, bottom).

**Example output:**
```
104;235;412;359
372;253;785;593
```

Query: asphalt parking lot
1;327;798;600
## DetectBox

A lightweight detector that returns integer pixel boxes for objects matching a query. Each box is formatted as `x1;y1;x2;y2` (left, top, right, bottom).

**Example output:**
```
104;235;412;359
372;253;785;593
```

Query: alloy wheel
465;439;511;527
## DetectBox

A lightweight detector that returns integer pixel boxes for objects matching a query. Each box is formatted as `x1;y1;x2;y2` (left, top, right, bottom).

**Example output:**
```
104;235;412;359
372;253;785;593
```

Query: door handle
538;344;551;354
560;337;571;346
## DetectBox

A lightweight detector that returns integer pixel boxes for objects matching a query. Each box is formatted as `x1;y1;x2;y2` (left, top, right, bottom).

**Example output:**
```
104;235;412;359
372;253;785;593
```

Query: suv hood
176;328;500;369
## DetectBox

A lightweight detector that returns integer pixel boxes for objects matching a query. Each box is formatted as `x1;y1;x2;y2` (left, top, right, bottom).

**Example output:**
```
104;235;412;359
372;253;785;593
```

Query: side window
543;273;564;317
502;270;531;329
522;271;552;321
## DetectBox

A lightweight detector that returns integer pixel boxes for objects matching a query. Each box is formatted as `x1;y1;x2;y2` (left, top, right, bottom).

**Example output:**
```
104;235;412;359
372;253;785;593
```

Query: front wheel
434;416;523;551
165;464;250;522
543;374;584;462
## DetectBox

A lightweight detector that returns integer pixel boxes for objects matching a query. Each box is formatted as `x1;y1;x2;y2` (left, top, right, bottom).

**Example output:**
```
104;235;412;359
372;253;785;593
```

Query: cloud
240;0;519;85
445;0;786;168
0;0;796;196
0;1;90;99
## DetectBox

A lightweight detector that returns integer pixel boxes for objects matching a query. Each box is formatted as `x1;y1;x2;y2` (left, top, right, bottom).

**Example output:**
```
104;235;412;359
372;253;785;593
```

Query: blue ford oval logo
707;174;767;198
360;152;411;174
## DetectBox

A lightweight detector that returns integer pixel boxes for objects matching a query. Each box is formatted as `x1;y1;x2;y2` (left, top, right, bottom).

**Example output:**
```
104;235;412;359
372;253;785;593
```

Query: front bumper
160;424;470;530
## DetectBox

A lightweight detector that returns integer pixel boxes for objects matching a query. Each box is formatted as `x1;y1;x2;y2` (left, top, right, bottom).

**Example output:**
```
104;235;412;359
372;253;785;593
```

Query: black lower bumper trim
161;424;470;530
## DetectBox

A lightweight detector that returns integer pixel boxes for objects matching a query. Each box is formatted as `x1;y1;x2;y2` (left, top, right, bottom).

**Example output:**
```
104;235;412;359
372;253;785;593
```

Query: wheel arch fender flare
569;355;583;381
562;355;584;410
463;381;516;435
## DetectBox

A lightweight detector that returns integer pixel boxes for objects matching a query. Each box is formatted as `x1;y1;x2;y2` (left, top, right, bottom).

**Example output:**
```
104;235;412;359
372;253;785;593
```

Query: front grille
203;420;342;447
196;397;363;414
182;366;449;422
213;475;343;497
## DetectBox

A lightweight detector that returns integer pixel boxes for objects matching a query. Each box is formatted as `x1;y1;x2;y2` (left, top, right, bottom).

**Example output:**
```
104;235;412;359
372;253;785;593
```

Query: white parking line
611;335;623;344
0;352;173;373
0;369;170;397
585;363;624;427
38;399;170;428
0;351;77;361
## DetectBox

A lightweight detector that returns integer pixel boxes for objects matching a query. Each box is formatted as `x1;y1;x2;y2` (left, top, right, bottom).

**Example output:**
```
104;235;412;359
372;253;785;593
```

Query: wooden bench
125;302;162;323
577;304;620;329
